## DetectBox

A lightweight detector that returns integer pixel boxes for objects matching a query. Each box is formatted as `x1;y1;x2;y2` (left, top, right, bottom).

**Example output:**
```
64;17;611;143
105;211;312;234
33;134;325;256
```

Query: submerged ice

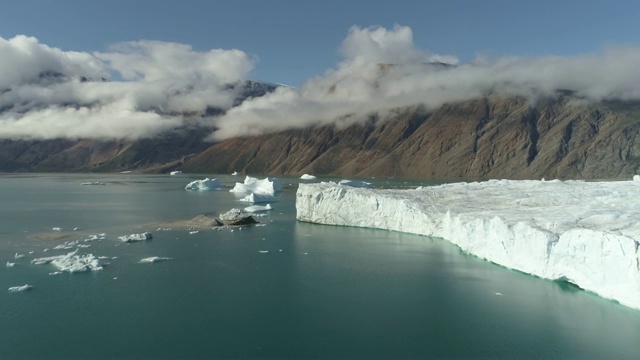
296;179;640;310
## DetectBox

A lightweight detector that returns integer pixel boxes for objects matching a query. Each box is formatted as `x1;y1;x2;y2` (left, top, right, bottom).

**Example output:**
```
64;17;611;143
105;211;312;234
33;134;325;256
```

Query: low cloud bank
2;26;640;141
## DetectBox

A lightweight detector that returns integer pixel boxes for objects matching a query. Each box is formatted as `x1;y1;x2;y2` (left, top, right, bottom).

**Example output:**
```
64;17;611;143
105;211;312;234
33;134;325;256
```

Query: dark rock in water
220;215;258;226
188;214;223;227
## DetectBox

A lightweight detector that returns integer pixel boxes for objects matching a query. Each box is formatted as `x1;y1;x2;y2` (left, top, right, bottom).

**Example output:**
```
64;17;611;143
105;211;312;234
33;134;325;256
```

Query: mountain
1;91;640;180
176;94;640;180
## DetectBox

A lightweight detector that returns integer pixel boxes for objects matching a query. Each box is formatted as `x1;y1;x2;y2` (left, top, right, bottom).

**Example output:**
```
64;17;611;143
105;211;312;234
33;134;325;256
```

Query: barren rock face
2;94;640;180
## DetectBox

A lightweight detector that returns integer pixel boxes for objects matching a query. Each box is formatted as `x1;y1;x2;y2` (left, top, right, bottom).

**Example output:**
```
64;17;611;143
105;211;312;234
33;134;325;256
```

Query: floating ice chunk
244;204;273;212
239;193;278;203
8;284;32;292
81;182;106;185
139;257;172;263
184;178;225;191
73;227;80;231
49;271;62;276
189;231;199;234
84;234;106;242
259;250;269;254
170;171;183;175
52;227;62;231
634;175;640;181
118;232;152;242
231;171;239;176
6;261;15;267
338;179;373;188
32;249;106;273
14;253;25;259
230;176;282;196
300;174;317;180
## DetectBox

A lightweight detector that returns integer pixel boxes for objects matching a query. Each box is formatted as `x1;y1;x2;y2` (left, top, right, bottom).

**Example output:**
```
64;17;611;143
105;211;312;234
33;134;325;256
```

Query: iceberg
139;256;172;263
118;232;152;242
300;174;317;180
8;284;33;292
231;171;239;176
230;176;282;196
14;253;25;259
170;171;183;175
184;178;225;191
338;179;373;188
296;180;640;310
6;261;15;267
244;204;273;212
239;193;278;203
31;249;106;273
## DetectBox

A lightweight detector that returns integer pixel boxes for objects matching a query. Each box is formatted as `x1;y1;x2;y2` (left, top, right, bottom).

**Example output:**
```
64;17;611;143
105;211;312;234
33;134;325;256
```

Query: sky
0;0;639;140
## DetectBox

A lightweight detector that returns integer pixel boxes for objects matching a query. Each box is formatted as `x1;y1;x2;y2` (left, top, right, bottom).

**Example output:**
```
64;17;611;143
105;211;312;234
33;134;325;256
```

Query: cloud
0;35;254;140
210;25;640;140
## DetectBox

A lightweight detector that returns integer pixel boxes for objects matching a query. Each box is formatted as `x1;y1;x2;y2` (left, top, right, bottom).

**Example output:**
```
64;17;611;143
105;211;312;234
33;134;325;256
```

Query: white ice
14;253;25;259
8;284;32;292
296;179;640;311
230;176;282;196
139;257;172;263
232;171;239;176
31;249;106;273
338;179;373;188
184;178;225;191
118;232;152;242
300;174;317;180
81;182;106;185
6;261;15;267
244;204;273;212
170;171;183;175
239;193;278;203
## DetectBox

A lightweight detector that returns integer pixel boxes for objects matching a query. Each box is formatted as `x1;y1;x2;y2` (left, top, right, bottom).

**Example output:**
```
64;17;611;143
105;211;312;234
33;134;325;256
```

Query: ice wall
296;180;640;310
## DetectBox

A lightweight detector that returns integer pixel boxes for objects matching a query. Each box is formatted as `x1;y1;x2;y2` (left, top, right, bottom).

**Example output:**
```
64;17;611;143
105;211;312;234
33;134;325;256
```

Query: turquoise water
1;174;640;358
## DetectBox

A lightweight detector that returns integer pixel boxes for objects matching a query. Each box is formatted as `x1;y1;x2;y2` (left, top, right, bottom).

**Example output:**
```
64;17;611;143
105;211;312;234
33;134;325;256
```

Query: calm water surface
1;173;639;359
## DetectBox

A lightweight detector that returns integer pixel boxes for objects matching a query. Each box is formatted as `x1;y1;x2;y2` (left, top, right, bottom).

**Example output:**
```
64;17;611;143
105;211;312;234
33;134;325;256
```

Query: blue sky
1;0;638;87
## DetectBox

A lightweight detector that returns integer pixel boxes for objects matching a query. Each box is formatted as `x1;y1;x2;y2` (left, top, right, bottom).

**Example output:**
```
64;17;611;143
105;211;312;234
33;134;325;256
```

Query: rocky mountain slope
2;93;640;179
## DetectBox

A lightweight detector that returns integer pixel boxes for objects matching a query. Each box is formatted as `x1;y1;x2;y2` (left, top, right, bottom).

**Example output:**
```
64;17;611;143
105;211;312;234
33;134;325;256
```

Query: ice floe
31;249;107;273
230;176;282;196
184;178;225;191
139;257;172;263
14;253;25;259
8;284;33;292
118;232;152;242
52;227;62;231
232;171;239;176
297;179;640;310
6;261;15;267
300;174;317;180
170;171;183;175
244;204;273;212
338;179;373;188
239;193;278;203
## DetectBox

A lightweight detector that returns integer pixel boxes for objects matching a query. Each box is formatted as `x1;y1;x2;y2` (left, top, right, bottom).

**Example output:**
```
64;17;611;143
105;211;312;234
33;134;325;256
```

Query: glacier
296;179;640;310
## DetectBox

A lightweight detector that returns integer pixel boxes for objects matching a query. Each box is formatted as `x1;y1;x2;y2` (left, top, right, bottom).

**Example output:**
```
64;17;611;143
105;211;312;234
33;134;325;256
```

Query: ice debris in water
52;227;62;231
6;261;15;267
244;204;273;212
338;179;373;188
31;249;107;273
8;284;33;292
239;193;278;203
230;176;282;196
300;174;317;180
14;253;25;259
231;171;239;176
118;232;152;242
139;257;172;263
81;182;106;185
170;171;183;175
184;178;225;191
219;208;247;221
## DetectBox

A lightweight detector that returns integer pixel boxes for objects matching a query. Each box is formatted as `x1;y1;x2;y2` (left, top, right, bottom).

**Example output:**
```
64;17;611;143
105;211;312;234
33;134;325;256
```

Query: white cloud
210;25;640;139
0;35;254;140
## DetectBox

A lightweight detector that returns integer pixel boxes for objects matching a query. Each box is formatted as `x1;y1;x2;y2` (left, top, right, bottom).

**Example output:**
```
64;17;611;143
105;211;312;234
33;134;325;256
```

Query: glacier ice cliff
296;179;640;310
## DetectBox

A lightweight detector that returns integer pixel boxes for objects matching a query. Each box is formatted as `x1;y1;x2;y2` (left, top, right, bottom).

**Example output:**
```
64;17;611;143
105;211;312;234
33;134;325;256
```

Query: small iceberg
300;174;317;180
231;171;239;176
31;249;107;273
338;179;373;188
14;253;25;259
81;182;106;185
8;284;33;292
170;171;184;175
230;176;282;196
52;227;63;231
118;232;152;242
244;204;273;212
139;257;172;263
6;261;15;267
184;178;225;191
239;193;278;203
